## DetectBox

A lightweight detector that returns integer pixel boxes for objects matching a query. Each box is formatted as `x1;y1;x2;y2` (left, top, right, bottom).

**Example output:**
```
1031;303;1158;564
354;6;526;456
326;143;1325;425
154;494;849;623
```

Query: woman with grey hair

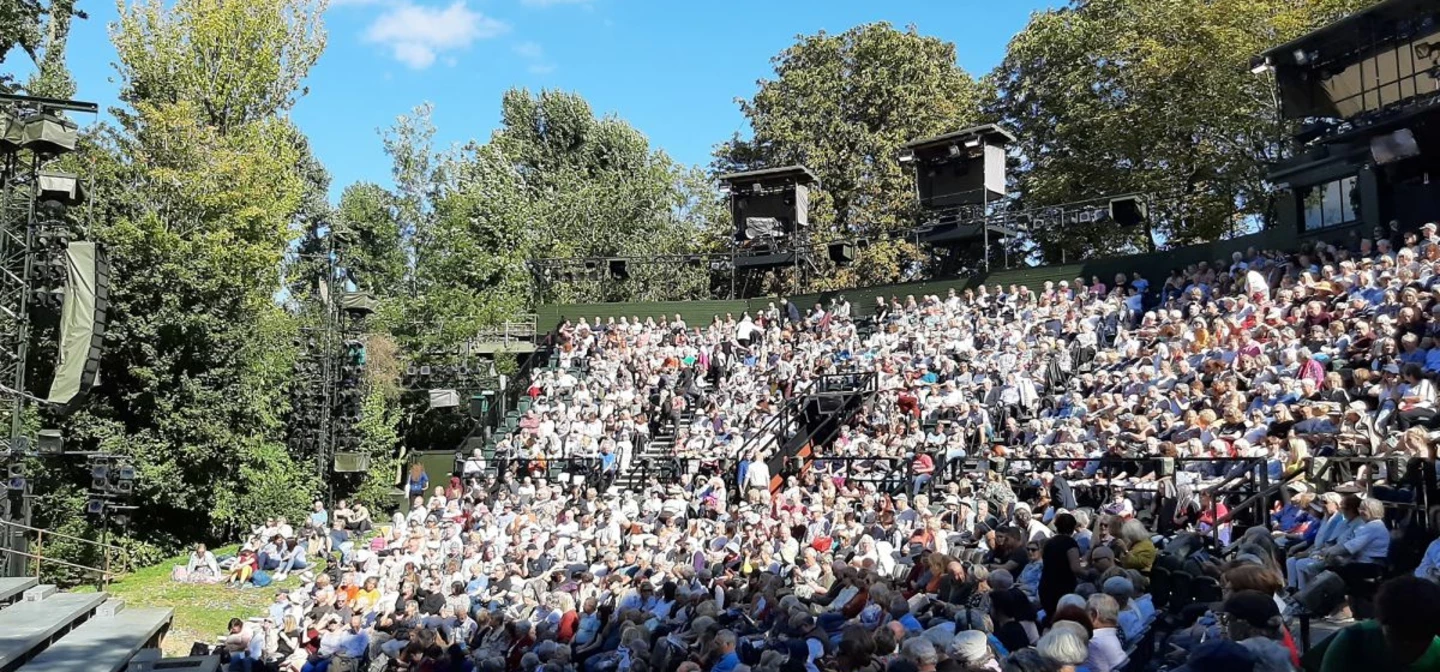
1035;621;1090;672
902;637;939;672
946;630;1000;672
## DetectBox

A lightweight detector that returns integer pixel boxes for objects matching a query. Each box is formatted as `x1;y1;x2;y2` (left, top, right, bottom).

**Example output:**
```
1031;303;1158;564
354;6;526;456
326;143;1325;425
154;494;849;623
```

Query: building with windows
1263;0;1440;239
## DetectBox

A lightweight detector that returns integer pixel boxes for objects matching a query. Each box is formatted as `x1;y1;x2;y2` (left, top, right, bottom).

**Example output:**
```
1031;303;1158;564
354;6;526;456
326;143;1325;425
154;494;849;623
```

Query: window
1303;175;1359;231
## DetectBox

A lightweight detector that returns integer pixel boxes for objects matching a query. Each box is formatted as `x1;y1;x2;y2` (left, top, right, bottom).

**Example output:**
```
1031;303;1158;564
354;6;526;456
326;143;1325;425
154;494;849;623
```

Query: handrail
0;547;118;580
0;519;130;587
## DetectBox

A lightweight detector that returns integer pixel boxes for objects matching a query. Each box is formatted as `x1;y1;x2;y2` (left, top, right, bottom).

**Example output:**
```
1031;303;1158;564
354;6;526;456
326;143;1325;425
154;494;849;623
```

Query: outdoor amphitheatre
0;1;1438;671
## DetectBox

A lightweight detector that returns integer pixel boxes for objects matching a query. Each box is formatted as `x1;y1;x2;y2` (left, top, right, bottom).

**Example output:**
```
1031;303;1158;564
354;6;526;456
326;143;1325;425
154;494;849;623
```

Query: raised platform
19;599;173;672
0;578;38;606
0;588;107;671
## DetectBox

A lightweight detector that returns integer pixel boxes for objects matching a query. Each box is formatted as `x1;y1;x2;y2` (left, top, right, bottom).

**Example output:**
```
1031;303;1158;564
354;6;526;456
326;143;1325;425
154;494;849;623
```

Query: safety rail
467;315;539;347
0;519;131;588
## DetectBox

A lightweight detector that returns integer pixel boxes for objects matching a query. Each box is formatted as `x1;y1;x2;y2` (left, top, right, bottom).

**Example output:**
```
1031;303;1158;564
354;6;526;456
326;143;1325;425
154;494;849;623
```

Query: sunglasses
1027;546;1040;552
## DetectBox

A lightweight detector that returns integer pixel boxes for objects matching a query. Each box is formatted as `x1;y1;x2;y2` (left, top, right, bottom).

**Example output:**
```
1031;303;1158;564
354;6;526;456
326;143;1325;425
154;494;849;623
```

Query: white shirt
1086;627;1129;672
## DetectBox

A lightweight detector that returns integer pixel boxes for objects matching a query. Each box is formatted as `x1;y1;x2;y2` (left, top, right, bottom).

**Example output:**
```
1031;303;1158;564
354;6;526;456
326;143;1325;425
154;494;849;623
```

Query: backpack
251;570;273;588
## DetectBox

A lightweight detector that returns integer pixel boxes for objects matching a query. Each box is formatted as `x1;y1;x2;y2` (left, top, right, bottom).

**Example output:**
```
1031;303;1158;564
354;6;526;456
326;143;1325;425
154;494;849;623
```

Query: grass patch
79;545;324;656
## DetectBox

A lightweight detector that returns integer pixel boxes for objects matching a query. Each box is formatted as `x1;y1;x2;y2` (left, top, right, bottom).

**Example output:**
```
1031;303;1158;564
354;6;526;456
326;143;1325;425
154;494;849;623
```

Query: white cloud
364;1;508;69
511;40;555;74
512;41;544;60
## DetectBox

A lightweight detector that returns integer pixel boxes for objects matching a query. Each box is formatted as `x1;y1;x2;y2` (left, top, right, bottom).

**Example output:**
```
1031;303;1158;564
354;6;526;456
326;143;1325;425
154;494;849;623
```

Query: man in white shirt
1085;594;1129;672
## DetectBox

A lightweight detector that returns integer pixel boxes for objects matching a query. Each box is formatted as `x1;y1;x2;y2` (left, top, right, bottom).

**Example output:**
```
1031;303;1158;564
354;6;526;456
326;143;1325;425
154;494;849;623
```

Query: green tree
333;183;406;297
992;0;1379;262
1;0;83;94
384;90;722;348
39;0;329;549
715;22;986;288
111;0;326;132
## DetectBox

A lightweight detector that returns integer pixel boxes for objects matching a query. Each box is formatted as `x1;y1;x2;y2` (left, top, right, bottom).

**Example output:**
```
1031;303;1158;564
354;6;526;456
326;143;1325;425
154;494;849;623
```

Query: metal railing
0;519;131;588
467;315;539;347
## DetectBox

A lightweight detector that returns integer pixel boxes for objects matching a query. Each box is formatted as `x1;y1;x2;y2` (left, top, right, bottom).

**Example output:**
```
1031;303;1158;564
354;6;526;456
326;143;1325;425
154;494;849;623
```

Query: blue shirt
337;629;369;658
1341;520;1389;563
1271;504;1304;532
712;652;741;672
1416;538;1440;582
1313;513;1349;549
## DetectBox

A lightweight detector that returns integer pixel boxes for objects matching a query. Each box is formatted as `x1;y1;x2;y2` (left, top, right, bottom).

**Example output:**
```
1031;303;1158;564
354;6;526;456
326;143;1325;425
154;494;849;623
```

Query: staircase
764;372;879;488
610;406;695;494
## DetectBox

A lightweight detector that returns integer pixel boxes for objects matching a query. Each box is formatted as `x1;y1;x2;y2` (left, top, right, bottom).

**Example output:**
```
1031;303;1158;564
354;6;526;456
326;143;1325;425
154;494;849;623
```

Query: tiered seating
0;583;176;672
0;586;108;671
0;578;37;607
19;599;173;672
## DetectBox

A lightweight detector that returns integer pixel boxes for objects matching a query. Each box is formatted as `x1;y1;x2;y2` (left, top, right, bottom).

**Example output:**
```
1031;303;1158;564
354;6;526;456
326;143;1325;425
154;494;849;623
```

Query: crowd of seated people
215;222;1440;672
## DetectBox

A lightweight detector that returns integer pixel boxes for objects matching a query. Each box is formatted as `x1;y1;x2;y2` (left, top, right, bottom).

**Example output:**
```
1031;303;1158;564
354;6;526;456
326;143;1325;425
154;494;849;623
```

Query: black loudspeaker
828;242;855;265
719;166;818;246
79;247;108;396
1110;197;1147;227
1296;569;1347;615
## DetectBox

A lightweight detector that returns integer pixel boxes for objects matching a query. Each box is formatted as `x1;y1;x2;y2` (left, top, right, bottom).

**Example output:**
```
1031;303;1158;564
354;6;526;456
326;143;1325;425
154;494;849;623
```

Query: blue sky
48;0;1059;200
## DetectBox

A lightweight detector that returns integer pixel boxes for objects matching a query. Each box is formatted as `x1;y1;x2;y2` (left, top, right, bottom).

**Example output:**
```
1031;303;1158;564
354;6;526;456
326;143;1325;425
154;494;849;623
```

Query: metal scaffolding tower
0;93;97;577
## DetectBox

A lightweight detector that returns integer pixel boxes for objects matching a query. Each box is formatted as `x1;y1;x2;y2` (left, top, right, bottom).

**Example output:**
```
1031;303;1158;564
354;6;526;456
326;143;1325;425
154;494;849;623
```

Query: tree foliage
111;0;326;132
35;0;330;549
389;89;723;351
0;0;83;94
992;0;1380;262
